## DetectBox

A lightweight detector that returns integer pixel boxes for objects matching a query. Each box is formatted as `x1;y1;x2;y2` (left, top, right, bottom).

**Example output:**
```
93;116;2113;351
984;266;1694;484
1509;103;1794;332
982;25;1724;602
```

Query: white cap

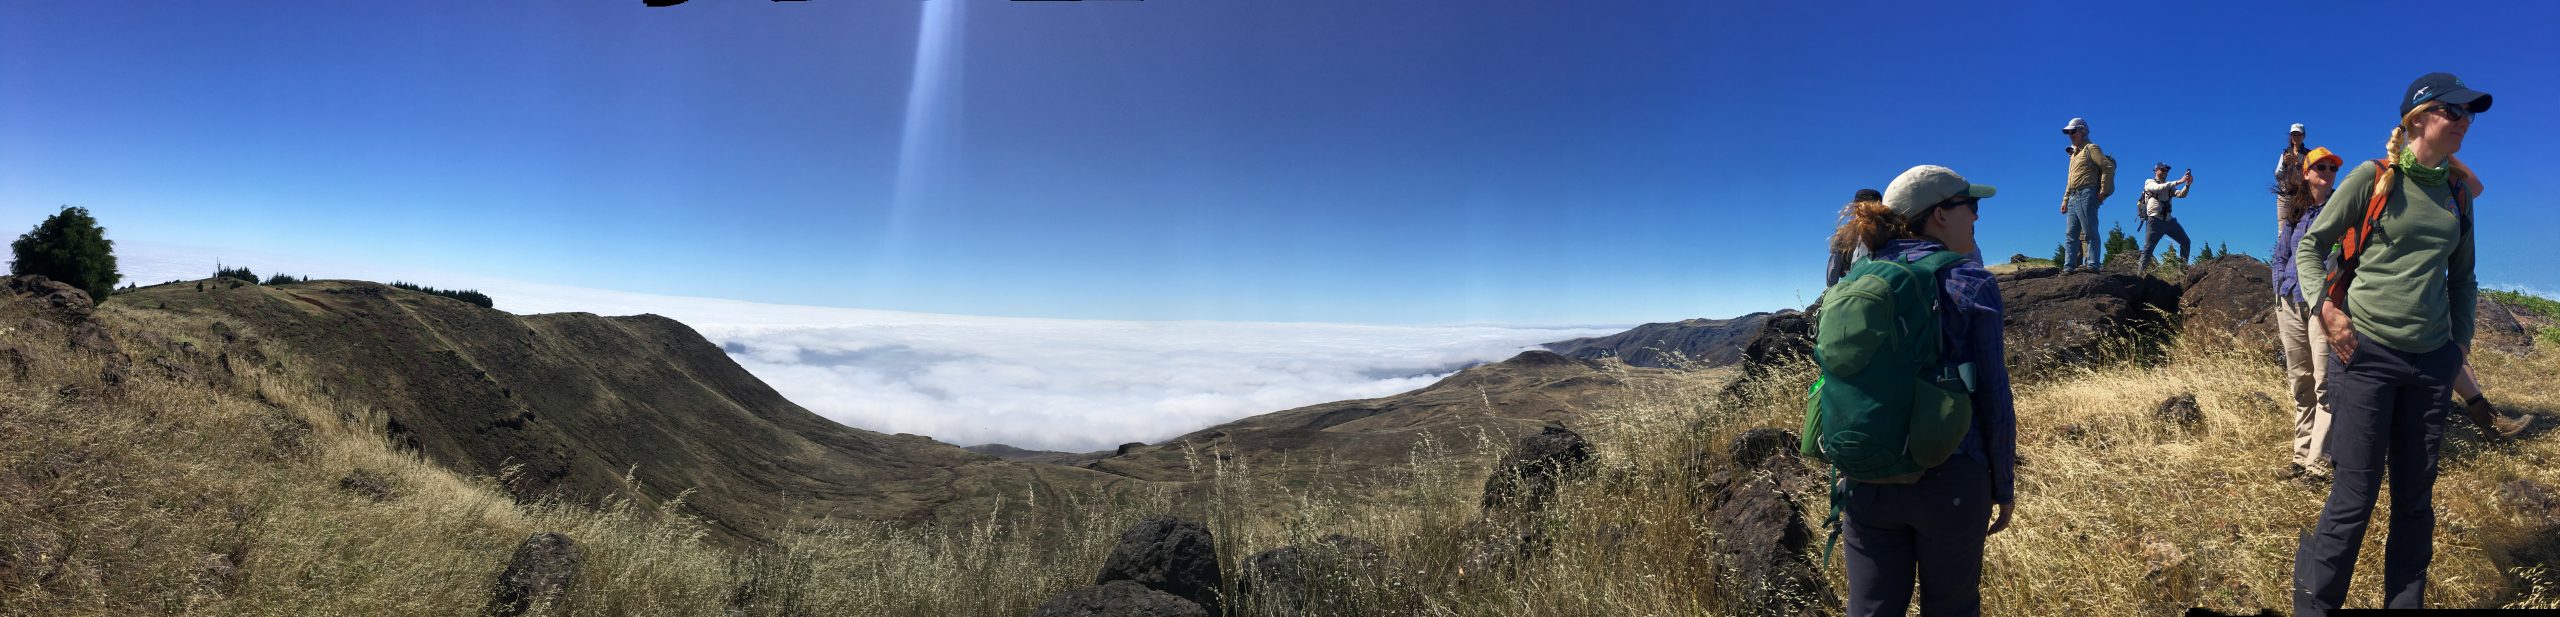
2062;118;2088;133
1884;165;1998;220
2289;123;2306;134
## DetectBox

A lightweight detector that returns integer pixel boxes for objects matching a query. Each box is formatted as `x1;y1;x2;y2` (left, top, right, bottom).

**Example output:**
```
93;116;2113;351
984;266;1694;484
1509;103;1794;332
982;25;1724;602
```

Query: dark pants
1843;456;1992;617
2139;217;2190;270
2292;331;2459;615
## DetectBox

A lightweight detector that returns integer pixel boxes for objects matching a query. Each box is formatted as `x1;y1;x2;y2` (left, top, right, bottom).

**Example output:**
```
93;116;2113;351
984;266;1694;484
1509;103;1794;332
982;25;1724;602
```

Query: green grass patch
2489;288;2560;319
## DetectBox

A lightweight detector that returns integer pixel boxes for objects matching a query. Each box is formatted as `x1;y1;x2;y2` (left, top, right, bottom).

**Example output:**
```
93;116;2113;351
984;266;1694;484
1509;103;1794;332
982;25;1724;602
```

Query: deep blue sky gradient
5;0;2557;325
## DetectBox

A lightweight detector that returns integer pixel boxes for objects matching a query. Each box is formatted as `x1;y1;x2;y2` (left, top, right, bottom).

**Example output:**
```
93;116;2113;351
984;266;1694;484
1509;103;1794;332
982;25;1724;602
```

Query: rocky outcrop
1094;516;1224;615
1236;534;1385;615
1462;422;1598;577
1996;267;2179;374
2178;256;2278;352
1480;421;1594;513
2;275;130;388
1720;308;1816;401
1029;580;1209;617
1695;429;1831;617
2153;393;2204;433
2477;295;2537;355
485;532;583;617
1541;313;1777;369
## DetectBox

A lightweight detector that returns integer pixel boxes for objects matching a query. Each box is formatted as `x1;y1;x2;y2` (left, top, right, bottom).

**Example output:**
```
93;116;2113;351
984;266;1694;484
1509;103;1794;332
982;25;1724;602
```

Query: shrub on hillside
217;265;260;284
264;273;309;285
9;205;122;300
389;281;494;309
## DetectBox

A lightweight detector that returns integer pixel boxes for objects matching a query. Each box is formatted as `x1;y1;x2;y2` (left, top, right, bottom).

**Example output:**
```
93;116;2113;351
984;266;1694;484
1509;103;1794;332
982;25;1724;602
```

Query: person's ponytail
1833;199;1910;255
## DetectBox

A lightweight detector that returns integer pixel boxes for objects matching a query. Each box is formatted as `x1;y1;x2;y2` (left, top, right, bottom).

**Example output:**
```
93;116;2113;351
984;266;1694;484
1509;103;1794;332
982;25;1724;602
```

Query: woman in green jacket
2289;72;2489;615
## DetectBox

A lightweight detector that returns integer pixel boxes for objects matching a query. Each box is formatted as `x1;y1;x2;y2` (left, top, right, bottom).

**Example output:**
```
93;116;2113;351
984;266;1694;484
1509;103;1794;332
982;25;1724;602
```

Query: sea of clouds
118;244;1620;452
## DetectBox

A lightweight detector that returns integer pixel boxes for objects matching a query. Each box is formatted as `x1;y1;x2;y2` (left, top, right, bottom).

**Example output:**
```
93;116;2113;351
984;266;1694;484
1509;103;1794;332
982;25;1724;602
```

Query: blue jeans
2292;331;2458;615
2061;186;2101;269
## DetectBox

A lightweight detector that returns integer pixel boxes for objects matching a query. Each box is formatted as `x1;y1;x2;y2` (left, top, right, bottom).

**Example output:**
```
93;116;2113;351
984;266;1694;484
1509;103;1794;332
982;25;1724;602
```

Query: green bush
217;265;260;284
388;281;494;309
9;206;121;300
263;273;309;285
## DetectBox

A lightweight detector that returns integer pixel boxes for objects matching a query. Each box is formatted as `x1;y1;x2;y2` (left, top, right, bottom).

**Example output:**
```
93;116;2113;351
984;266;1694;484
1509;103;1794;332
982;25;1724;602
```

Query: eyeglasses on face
2432;104;2473;123
2311;164;2340;173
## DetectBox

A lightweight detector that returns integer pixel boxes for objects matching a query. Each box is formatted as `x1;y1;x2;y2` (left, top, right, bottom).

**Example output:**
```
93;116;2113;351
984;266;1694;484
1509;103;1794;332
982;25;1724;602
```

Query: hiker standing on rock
2058;118;2115;273
1827;188;1887;287
2275;146;2342;481
2136;163;2195;274
2290;72;2490;614
1821;165;2017;617
2276;124;2313;235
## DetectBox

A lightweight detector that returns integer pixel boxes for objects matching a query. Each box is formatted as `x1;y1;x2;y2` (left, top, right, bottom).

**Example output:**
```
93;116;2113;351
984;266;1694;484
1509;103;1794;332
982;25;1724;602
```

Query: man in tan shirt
2057;118;2114;272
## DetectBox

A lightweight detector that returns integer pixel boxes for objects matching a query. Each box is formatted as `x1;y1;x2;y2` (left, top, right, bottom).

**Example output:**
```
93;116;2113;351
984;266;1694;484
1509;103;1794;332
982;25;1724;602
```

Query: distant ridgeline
209;264;493;309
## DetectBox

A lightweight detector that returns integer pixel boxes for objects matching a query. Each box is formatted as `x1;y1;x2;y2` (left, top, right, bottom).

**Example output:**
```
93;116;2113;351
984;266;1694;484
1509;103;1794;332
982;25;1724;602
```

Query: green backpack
1798;249;1979;558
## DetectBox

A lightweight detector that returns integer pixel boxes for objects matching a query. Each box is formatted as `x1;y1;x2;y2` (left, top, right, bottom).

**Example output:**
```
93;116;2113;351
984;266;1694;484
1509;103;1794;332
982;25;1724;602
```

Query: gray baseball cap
2062;117;2089;133
1884;165;1996;219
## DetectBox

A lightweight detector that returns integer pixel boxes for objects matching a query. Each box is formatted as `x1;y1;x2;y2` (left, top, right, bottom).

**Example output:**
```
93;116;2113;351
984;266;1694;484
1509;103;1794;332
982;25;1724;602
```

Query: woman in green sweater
2289;72;2489;615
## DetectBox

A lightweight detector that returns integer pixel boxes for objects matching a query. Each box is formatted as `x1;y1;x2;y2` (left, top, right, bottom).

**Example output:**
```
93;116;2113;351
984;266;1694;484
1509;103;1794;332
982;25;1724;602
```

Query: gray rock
1095;516;1223;615
2154;393;2204;431
1480;421;1594;514
484;532;582;617
1236;534;1384;615
1030;580;1208;617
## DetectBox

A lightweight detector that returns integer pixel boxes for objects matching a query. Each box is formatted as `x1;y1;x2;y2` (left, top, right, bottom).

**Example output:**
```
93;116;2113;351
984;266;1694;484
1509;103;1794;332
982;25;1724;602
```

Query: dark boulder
1730;428;1800;470
1702;466;1834;616
1030;580;1209;617
2;274;130;388
2153;393;2204;432
1997;268;2180;374
339;469;397;502
1095;516;1223;615
485;532;583;617
1236;534;1385;615
1480;421;1594;514
1720;308;1816;401
2476;295;2536;355
2178;256;2278;353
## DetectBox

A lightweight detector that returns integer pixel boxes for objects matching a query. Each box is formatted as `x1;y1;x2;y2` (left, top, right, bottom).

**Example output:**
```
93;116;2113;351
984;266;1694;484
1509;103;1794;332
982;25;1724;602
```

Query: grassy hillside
8;276;2560;614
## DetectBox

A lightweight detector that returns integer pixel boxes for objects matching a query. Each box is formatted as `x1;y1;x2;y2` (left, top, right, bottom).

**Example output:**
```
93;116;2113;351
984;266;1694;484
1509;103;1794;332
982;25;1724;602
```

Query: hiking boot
2466;395;2535;440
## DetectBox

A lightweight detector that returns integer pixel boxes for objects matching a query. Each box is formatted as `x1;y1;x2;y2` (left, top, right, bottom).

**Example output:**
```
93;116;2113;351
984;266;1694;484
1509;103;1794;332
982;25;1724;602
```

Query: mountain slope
1540;313;1778;369
105;279;1131;541
1084;350;1718;484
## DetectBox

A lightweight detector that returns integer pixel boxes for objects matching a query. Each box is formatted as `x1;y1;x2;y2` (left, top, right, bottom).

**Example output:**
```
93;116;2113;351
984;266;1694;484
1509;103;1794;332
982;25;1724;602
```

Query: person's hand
1988;501;2014;535
2060;201;2069;214
2320;301;2357;364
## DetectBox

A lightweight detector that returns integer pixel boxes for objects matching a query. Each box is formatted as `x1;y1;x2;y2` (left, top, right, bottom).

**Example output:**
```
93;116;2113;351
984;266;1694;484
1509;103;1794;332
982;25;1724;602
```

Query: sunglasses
2311;163;2340;173
2432;104;2474;122
1940;197;1980;213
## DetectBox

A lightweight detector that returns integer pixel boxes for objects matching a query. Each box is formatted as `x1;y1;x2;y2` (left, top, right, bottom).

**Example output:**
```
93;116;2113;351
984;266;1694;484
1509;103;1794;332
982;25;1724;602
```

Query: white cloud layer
116;243;1620;452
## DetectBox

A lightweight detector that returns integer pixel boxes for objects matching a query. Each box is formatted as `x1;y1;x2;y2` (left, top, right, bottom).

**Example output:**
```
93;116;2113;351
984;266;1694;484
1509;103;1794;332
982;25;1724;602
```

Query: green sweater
2294;159;2476;354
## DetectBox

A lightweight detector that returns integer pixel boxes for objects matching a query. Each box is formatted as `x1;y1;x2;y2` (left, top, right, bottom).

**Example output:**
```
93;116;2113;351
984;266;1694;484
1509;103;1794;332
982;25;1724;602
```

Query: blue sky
6;0;2558;326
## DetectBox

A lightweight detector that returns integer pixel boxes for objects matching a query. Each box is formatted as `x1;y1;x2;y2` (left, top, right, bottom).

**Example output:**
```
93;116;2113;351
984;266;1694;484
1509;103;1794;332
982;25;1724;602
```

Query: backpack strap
2324;160;2397;311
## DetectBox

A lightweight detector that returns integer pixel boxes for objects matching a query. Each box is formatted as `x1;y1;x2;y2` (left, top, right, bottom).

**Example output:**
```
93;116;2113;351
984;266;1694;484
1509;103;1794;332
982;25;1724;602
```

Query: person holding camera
2136;163;2194;274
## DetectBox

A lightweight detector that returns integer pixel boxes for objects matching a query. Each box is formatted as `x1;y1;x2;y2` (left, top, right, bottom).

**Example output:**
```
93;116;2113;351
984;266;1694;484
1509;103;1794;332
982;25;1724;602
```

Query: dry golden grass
7;294;2560;615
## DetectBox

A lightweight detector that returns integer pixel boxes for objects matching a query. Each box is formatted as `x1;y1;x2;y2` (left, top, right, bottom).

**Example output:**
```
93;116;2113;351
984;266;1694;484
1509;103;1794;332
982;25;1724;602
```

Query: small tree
9;206;121;300
2051;242;2067;265
2197;243;2218;261
2104;223;2140;266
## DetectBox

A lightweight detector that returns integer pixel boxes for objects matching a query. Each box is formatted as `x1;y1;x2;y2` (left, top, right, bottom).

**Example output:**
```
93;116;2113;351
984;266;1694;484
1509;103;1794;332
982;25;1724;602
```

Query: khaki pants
2277;298;2332;467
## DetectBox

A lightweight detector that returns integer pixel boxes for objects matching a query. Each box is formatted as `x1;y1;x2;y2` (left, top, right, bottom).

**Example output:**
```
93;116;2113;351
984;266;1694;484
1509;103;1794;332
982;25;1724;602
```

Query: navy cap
2403;72;2491;117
